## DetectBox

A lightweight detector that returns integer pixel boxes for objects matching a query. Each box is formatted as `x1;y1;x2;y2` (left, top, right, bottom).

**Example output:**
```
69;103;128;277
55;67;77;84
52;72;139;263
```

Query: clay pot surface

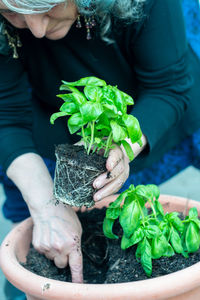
1;194;200;300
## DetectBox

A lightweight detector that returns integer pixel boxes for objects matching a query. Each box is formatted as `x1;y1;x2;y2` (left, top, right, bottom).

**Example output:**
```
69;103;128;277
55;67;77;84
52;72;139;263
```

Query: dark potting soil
22;208;200;284
55;144;107;170
54;144;107;207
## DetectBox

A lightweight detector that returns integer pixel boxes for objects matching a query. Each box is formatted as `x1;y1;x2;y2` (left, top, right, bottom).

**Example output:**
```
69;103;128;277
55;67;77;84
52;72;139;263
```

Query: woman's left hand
93;145;130;201
93;135;147;201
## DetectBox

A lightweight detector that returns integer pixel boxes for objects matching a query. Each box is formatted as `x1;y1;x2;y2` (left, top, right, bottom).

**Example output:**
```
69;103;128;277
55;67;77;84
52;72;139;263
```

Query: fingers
106;145;123;171
69;250;83;283
94;167;129;201
93;144;130;201
93;159;125;190
54;255;68;269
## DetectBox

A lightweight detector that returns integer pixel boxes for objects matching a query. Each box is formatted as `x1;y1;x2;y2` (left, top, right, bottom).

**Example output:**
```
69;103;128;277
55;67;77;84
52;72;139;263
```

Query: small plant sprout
50;76;142;161
103;184;200;277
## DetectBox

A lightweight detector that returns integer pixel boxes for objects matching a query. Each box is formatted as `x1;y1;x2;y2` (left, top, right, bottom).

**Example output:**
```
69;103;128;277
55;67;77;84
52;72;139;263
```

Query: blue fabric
182;0;200;59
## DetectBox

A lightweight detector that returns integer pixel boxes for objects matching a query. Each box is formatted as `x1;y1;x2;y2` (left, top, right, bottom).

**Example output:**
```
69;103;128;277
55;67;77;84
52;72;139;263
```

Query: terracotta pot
1;194;200;300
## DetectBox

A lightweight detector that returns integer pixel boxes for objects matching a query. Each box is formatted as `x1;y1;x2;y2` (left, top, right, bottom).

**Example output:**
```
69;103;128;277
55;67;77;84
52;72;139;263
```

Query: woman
0;0;200;288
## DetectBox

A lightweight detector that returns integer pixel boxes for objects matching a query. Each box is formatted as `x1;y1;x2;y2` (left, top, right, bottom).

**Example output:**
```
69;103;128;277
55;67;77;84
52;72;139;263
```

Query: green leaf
111;86;127;114
119;201;140;237
101;86;116;105
108;190;129;208
191;218;200;229
121;234;133;250
163;243;175;257
97;113;110;127
140;238;152;277
50;111;69;124
146;184;160;200
170;227;184;254
59;85;87;103
189;207;198;218
121;140;134;161
151;235;168;259
60;102;78;114
120;90;134;105
96;124;110;131
62;77;106;87
124;195;135;207
159;221;170;238
171;216;184;234
136;241;142;260
58;89;87;105
135;185;152;202
131;227;144;245
57;93;75;102
185;222;200;253
102;104;118;118
122;114;142;143
121;228;144;250
59;84;79;92
84;85;103;101
145;225;160;239
80;102;103;122
94;137;102;144
103;218;118;239
110;120;127;143
154;200;164;217
106;207;121;220
67;113;85;134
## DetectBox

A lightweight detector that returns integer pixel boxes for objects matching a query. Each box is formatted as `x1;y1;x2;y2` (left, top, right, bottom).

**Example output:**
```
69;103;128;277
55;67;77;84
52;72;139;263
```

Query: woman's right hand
31;202;83;283
6;153;83;283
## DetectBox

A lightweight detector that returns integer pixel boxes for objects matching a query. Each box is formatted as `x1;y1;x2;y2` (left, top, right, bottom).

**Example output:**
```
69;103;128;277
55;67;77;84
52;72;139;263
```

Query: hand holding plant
50;76;145;206
103;184;200;277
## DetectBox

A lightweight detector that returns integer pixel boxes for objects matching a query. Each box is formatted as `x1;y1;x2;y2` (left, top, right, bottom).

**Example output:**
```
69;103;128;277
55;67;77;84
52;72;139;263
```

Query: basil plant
103;184;200;277
50;76;142;161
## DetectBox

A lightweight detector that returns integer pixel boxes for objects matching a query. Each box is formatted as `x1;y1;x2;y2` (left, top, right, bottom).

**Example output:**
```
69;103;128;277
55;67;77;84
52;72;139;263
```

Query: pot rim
1;194;200;300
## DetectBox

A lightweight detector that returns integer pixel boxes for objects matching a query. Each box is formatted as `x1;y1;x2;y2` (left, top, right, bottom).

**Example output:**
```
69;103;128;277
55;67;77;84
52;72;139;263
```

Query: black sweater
0;0;200;172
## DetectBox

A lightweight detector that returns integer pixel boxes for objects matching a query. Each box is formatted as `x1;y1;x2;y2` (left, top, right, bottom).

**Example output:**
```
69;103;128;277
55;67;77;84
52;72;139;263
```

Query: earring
76;15;96;40
1;19;22;59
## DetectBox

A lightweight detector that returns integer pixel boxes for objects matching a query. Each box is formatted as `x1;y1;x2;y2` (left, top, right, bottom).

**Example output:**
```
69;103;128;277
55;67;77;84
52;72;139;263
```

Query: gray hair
1;0;146;40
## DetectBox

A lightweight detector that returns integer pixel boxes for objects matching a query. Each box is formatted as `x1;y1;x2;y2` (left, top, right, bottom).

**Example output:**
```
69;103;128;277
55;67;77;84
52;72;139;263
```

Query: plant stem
104;132;113;158
147;198;157;218
81;126;87;151
87;121;95;155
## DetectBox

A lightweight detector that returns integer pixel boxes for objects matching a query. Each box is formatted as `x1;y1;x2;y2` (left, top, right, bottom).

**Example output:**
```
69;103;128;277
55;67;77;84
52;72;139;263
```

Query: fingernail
94;180;100;189
108;162;114;170
95;194;101;201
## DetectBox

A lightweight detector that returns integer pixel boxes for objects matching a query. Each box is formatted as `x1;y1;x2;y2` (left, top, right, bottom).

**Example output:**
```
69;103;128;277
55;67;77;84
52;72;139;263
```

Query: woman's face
0;1;78;40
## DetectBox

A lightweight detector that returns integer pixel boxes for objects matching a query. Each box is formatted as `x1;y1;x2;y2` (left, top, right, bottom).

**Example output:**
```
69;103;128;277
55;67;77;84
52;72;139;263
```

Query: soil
54;144;107;208
22;208;200;284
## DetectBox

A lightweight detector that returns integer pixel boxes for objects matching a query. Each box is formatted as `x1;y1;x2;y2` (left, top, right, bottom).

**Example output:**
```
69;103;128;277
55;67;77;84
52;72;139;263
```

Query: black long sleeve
130;0;191;150
0;55;38;170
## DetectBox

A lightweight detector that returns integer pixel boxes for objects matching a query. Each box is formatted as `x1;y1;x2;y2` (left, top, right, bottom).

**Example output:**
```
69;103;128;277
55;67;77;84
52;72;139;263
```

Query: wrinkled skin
93;137;147;201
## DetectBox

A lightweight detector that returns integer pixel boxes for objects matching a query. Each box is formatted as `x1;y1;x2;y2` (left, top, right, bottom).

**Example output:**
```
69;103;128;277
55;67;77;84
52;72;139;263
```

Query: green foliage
103;184;200;277
50;76;142;160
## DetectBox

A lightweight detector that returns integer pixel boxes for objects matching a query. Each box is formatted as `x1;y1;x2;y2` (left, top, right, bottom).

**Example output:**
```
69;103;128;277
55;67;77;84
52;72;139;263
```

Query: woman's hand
6;153;83;283
31;202;83;283
93;134;147;201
